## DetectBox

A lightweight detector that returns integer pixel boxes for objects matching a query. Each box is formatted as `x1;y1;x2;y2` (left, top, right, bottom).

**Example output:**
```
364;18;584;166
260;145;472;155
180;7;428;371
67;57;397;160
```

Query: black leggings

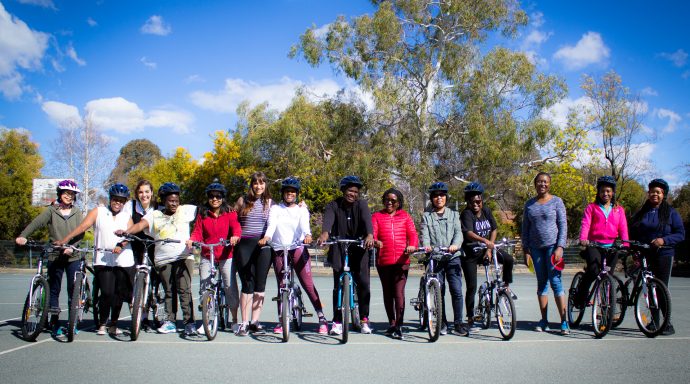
94;265;134;326
235;237;272;294
330;245;371;322
576;246;618;304
461;248;514;322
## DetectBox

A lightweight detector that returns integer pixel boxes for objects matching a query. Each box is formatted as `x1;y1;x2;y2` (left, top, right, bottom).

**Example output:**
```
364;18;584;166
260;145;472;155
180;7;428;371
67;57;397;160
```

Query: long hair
240;172;272;217
134;179;157;209
631;199;672;233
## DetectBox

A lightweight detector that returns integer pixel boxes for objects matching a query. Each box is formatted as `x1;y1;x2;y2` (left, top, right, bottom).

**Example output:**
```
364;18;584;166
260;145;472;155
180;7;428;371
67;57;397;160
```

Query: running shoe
108;326;123;336
157;321;176;334
329;322;343;335
360;318;373;334
392;327;403;340
184;323;198;336
535;319;550;332
235;322;248;336
440;322;448;335
451;323;469;336
318;322;329;335
384;326;396;336
97;325;107;335
273;324;283;334
560;320;570;335
249;322;265;334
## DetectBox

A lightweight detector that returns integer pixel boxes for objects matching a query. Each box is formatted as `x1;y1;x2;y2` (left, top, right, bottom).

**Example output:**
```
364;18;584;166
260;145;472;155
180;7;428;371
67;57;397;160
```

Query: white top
122;199;154;218
94;206;134;267
143;205;197;265
264;203;311;250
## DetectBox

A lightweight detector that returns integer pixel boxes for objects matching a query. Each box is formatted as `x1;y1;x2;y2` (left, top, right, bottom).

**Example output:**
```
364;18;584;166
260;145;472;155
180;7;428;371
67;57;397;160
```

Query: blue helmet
596;175;617;191
339;175;363;191
648;178;669;196
158;182;181;198
205;182;227;197
463;182;484;197
427;182;449;194
108;183;130;199
281;177;301;193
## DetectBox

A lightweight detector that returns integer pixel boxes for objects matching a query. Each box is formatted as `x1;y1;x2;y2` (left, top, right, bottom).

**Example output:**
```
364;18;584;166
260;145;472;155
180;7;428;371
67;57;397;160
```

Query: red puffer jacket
372;209;419;266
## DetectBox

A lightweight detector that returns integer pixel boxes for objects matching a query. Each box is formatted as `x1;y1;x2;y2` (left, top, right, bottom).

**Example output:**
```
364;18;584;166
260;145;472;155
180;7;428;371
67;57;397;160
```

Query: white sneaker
157;321;176;334
97;325;106;336
231;322;240;333
329;322;343;335
360;320;373;334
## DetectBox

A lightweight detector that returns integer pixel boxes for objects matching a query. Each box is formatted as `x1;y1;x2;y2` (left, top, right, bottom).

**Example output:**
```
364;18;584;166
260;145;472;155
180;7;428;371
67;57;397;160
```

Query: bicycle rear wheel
477;284;491;329
21;276;49;341
281;290;290;342
567;272;585;327
496;291;516;340
201;290;218;340
67;273;84;342
592;275;614;338
611;275;627;329
635;277;671;338
292;289;304;331
218;288;227;330
130;272;146;341
341;274;351;344
427;279;442;342
351;284;361;332
416;278;427;330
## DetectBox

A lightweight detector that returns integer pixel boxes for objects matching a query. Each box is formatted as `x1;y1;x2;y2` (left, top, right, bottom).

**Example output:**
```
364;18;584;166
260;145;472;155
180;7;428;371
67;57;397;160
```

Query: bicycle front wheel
351;285;361;332
477;284;491;329
21;276;49;341
635;277;671;338
292;290;304;331
427;279;442;342
612;275;627;328
341;274;351;344
416;278;427;330
130;272;146;341
567;272;585;327
201;290;218;340
218;288;227;330
592;275;614;338
67;273;84;342
281;289;290;342
496;291;516;340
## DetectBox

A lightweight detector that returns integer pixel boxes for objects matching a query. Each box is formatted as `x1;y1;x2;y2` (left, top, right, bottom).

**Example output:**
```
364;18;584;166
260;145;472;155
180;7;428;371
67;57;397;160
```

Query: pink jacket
579;203;629;245
372;210;419;266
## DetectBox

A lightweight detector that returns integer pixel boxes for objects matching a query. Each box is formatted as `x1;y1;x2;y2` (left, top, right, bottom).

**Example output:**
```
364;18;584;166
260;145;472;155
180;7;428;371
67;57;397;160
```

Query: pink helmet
56;179;81;194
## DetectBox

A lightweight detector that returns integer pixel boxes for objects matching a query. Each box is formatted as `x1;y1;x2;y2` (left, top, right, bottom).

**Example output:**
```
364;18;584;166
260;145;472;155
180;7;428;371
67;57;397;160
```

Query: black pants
330;245;370;322
577;246;618;304
648;251;674;287
156;259;195;324
235;237;272;294
94;265;134;326
461;249;514;322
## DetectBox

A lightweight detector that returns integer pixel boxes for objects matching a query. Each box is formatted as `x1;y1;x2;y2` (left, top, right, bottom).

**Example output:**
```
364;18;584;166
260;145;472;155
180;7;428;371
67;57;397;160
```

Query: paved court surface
1;270;689;384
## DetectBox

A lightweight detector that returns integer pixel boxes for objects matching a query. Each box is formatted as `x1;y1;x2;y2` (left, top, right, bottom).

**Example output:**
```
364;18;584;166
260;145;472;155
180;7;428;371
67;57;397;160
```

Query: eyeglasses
470;199;482;205
383;198;399;204
208;194;224;200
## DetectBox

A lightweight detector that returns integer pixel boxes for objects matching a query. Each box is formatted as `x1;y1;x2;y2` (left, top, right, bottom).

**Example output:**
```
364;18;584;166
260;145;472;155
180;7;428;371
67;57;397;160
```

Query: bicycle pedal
303;312;313;317
271;296;280;302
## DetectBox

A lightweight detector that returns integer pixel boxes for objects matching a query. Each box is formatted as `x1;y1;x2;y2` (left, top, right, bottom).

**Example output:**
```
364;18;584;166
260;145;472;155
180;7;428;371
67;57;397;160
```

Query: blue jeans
436;257;464;325
47;257;82;314
530;246;564;297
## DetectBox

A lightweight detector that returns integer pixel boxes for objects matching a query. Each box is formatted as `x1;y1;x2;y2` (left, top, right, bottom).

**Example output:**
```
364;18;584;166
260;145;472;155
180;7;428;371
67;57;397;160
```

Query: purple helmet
56;179;81;194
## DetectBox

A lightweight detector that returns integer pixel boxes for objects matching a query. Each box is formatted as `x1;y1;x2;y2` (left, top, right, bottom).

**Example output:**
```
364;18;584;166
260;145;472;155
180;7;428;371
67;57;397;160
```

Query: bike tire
351;284;361;332
218;288;227;331
91;279;100;327
635;277;671;338
612;275;627;328
341;274;351;344
416;278;427;330
477;284;491;329
21;276;49;341
592;275;614;338
130;273;146;341
293;290;304;331
201;290;218;340
67;273;84;342
567;272;585;327
496;291;516;340
281;289;290;342
152;279;167;328
427;279;442;342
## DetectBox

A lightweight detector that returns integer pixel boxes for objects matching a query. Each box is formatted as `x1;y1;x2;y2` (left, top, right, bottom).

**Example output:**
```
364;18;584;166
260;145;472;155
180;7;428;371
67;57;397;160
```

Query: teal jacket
20;204;84;261
420;208;463;258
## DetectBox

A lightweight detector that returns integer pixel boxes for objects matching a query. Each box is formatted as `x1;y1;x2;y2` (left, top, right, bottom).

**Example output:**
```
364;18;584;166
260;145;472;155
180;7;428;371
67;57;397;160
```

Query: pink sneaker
273;324;283;334
318;323;328;335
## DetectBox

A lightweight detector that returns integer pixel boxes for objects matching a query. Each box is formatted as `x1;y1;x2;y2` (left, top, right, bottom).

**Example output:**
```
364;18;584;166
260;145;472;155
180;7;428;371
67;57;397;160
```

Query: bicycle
120;233;179;341
567;241;616;338
319;237;363;344
615;240;672;338
61;243;99;342
20;241;54;341
409;247;452;342
471;239;518;340
270;241;311;342
192;239;231;341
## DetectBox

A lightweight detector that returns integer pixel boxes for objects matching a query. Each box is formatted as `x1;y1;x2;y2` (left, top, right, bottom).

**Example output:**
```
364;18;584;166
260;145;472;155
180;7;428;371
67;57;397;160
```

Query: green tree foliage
0;129;43;238
106;139;162;186
127;147;199;202
671;182;690;223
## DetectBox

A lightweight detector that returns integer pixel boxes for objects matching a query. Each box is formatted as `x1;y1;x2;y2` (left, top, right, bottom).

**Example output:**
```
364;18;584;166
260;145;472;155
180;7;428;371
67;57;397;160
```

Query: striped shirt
239;198;270;238
521;196;568;249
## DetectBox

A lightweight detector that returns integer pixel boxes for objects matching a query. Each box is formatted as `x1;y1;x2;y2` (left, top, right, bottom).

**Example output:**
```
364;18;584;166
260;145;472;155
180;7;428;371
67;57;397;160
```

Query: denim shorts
530;245;564;297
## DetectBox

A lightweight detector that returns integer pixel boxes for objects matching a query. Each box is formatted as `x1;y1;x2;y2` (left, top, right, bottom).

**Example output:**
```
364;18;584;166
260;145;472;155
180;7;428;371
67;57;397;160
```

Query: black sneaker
452;323;469;336
392;327;403;340
249;322;265;334
384;326;395;337
662;323;675;336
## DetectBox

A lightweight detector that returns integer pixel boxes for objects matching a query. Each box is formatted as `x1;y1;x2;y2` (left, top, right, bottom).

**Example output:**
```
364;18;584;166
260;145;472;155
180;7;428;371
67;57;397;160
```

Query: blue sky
1;0;688;188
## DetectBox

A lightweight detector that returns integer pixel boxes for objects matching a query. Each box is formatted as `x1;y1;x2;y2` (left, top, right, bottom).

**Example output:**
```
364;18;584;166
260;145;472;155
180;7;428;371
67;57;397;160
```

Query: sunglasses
431;193;447;198
470;199;482;205
111;198;127;205
383;198;399;204
208;194;224;200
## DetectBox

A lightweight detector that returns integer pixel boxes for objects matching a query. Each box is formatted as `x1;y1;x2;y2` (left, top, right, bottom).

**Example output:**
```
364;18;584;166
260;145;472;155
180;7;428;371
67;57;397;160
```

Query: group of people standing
15;171;685;339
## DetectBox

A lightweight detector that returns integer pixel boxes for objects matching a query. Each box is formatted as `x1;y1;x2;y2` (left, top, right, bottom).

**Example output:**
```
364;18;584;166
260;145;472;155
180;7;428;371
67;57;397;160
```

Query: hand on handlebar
15;237;27;246
258;236;270;246
303;235;312;245
651;238;665;248
230;236;240;246
448;245;459;253
364;234;374;249
316;232;329;246
405;245;416;254
484;240;495;249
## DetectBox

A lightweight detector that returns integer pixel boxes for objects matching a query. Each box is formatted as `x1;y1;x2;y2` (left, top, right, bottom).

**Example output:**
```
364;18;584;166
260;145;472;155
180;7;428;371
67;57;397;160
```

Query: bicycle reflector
551;254;565;271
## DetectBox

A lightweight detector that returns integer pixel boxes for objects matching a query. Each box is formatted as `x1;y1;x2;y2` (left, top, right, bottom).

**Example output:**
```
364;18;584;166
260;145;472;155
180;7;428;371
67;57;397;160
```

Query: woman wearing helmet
630;178;685;335
186;182;242;332
233;172;274;336
420;181;466;336
262;177;328;335
57;183;135;335
460;182;515;333
16;179;84;334
120;182;199;336
316;175;375;335
575;176;629;313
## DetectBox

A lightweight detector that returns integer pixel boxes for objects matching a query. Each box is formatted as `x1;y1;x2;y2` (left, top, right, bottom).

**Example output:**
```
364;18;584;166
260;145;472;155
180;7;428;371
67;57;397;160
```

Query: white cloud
312;23;331;39
184;74;205;84
0;3;49;99
42;97;194;134
0;125;32;137
524;30;550;47
540;96;592;128
140;15;171;36
18;0;56;10
140;56;157;69
659;49;688;67
87;17;97;27
640;87;658;97
629;100;648;115
189;76;341;113
66;43;86;66
656;108;681;133
530;12;545;28
553;32;610;70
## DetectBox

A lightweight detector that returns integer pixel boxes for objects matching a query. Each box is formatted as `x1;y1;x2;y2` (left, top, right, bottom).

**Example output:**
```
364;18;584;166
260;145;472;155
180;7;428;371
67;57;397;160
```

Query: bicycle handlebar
471;238;518;253
120;233;180;245
319;237;365;247
191;239;230;248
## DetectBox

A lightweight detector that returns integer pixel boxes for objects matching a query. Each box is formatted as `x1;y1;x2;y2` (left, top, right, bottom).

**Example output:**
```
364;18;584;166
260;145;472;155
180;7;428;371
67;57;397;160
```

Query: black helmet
463;182;484;197
596;175;617;191
108;183;130;199
428;182;449;194
205;182;226;197
158;182;181;198
339;175;363;191
281;177;301;192
648;178;669;196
